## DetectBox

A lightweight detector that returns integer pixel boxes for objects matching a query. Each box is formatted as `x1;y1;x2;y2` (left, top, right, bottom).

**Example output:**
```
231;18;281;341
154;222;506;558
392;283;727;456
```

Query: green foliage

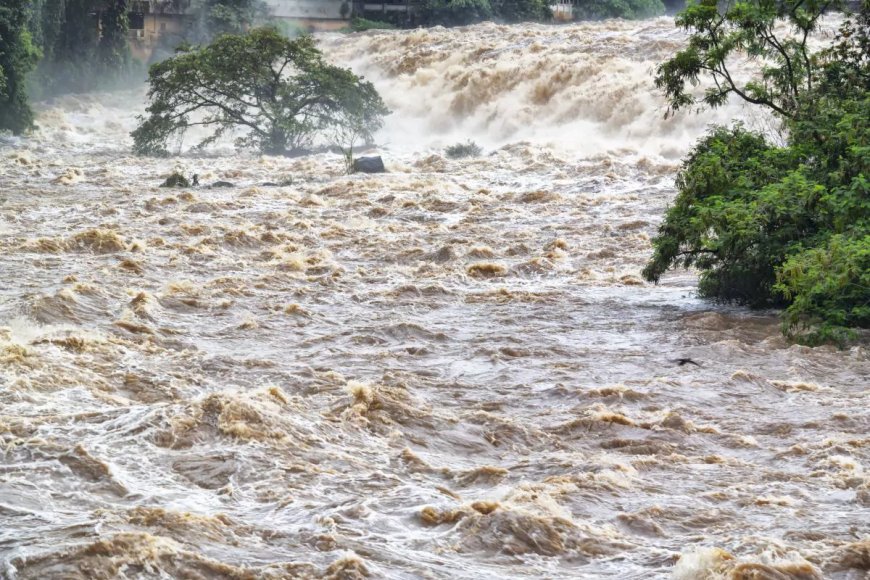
572;0;665;20
776;234;870;344
27;0;136;97
445;140;482;159
420;0;555;24
268;18;308;39
642;125;822;304
44;0;99;94
27;0;64;64
653;0;831;120
188;0;269;42
98;0;132;81
0;0;40;134
349;17;396;32
645;1;870;343
160;171;191;188
420;0;494;26
132;28;390;157
491;0;553;22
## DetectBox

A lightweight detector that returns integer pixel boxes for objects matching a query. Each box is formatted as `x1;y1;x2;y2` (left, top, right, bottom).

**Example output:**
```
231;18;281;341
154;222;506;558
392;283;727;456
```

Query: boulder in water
353;156;386;174
211;181;235;188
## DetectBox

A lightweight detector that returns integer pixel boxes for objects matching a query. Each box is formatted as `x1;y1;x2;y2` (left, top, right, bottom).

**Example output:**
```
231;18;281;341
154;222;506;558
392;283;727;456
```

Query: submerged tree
0;0;40;134
132;28;389;156
644;0;870;344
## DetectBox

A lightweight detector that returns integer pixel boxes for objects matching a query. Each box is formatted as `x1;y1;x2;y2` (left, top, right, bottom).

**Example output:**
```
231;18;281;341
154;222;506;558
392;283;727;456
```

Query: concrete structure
551;0;575;21
127;0;191;62
127;0;359;61
353;1;421;25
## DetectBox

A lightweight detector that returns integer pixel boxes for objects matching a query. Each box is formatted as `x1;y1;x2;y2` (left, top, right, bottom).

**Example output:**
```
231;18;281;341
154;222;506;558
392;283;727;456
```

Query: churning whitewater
1;17;868;580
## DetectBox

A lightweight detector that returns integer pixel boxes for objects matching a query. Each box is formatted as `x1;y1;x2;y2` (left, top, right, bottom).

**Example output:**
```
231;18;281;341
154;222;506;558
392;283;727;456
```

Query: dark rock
211;181;235;188
352;156;386;174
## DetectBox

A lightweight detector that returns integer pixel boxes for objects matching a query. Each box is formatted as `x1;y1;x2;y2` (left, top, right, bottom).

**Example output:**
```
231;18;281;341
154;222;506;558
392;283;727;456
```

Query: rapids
1;17;868;580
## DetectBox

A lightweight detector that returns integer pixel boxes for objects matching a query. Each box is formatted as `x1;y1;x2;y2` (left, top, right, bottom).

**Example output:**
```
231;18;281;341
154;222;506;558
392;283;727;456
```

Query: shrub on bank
445;141;483;159
349;18;396;32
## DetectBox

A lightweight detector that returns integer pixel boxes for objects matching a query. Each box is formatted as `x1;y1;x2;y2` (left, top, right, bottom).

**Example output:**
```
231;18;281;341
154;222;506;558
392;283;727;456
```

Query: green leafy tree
419;0;558;25
187;0;268;42
420;0;494;26
491;0;552;22
0;0;40;134
132;28;390;157
98;0;132;81
654;0;832;120
54;0;99;90
644;0;870;343
28;0;65;65
572;0;665;20
776;234;870;343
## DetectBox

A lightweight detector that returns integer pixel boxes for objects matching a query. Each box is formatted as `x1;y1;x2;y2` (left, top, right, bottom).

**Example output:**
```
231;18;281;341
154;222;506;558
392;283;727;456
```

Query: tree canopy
645;0;870;344
572;0;665;20
417;0;552;25
491;0;553;22
131;28;389;157
0;0;40;134
654;0;832;120
186;0;270;43
419;0;495;26
26;0;136;97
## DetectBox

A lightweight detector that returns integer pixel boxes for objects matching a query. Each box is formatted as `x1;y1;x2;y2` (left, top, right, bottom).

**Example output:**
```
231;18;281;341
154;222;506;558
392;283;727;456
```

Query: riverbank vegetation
360;0;660;28
418;0;553;26
0;0;40;134
644;0;869;344
1;0;139;133
27;0;137;98
0;0;271;134
131;28;389;157
571;0;666;20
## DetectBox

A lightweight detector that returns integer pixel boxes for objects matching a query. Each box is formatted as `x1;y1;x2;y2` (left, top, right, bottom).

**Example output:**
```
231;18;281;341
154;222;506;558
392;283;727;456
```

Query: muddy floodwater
1;17;868;580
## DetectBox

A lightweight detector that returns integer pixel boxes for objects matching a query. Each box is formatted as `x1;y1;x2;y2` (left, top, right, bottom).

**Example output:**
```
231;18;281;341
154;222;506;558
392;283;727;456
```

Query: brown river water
1;17;868;580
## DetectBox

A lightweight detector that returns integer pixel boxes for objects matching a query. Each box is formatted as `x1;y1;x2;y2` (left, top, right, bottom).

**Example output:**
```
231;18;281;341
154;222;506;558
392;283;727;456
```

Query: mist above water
320;18;761;156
